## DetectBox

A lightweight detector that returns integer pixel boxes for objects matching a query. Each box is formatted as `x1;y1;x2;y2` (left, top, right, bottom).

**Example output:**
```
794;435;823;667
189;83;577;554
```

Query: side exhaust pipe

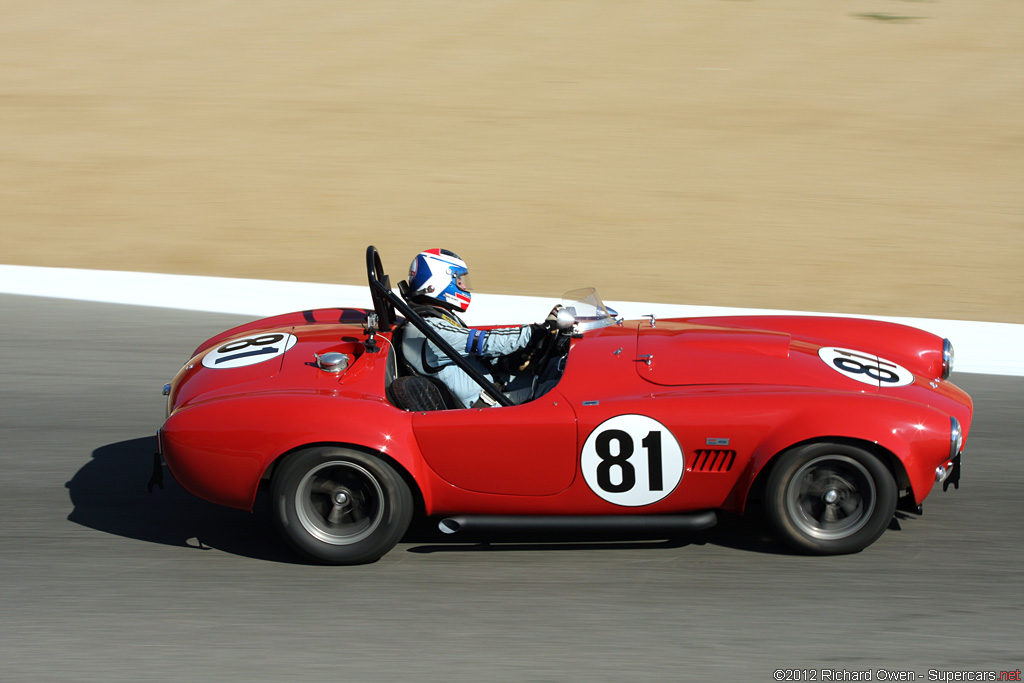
438;511;717;535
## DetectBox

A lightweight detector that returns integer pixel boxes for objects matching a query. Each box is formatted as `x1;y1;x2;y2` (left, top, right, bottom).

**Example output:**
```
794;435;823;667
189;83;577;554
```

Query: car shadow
69;437;794;564
696;510;791;555
402;524;699;555
66;436;303;564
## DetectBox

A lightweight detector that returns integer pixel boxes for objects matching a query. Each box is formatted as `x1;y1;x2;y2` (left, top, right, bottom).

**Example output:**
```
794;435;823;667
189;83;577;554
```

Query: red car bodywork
160;305;972;524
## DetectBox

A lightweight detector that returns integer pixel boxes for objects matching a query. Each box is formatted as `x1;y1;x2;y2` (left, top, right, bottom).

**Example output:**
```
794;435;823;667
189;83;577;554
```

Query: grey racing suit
401;306;535;409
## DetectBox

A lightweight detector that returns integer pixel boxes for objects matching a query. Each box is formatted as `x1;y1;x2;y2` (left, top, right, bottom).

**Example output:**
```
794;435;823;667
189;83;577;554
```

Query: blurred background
1;0;1021;322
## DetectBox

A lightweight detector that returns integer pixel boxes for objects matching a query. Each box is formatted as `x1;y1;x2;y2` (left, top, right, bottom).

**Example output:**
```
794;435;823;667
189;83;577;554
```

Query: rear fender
162;394;424;511
261;440;428;519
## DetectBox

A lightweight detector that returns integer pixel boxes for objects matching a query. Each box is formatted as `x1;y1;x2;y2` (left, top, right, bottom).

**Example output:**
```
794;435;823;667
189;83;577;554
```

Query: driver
400;248;555;408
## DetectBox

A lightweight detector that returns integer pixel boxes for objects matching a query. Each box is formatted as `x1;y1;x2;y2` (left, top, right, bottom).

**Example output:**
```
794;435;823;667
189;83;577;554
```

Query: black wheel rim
295;460;384;545
785;454;876;541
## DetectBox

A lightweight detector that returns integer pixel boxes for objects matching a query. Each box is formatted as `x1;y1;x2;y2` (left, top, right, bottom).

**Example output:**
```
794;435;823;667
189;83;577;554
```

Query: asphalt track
1;294;1021;682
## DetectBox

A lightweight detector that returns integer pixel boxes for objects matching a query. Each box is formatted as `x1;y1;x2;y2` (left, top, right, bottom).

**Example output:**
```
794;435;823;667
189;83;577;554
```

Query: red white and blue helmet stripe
408;248;473;312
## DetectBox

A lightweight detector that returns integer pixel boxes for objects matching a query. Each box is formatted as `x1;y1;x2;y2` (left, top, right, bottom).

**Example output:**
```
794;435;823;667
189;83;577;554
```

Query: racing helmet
407;248;473;312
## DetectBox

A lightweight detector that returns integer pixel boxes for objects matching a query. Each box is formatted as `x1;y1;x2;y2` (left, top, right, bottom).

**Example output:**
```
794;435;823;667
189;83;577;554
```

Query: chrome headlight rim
942;338;955;380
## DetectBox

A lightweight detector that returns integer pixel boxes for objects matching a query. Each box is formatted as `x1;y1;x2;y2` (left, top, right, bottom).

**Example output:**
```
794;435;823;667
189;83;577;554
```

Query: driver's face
453;270;472;292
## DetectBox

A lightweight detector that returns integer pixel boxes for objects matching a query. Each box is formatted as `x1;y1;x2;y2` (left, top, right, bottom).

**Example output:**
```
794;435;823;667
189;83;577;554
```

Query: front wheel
271;447;413;565
765;443;897;555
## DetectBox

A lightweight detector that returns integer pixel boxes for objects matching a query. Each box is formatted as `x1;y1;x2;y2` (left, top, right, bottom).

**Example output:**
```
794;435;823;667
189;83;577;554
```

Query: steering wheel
524;324;571;400
492;322;561;377
533;322;569;373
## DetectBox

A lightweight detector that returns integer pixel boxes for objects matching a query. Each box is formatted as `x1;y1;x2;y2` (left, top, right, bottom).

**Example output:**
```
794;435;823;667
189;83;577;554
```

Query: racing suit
401;306;536;409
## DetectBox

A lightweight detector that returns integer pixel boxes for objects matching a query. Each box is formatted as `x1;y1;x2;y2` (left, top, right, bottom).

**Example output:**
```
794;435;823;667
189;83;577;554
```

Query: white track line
2;264;1021;377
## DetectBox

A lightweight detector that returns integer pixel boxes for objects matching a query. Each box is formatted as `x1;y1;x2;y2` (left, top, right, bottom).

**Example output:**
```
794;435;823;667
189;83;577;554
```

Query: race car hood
634;317;945;391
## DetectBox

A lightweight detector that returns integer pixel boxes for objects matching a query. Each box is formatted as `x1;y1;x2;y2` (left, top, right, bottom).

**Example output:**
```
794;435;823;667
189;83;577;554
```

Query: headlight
950;416;963;459
942;338;954;379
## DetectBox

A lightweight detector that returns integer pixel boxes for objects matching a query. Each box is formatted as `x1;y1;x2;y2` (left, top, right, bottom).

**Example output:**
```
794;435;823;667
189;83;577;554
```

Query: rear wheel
765;442;896;555
271;447;413;565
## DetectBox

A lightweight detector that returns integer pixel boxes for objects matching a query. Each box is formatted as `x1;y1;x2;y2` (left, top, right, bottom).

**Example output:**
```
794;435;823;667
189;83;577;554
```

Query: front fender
690;316;949;380
727;393;960;513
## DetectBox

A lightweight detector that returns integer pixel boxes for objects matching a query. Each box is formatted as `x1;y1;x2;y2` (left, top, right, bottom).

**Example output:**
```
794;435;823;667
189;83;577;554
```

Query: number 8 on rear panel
581;415;685;506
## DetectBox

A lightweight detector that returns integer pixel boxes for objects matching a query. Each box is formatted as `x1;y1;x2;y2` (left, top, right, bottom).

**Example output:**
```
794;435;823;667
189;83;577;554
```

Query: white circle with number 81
581;414;684;507
202;333;298;369
817;347;914;387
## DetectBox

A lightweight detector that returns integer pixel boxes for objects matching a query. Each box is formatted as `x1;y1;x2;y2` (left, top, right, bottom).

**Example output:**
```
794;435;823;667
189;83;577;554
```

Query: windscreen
562;287;619;332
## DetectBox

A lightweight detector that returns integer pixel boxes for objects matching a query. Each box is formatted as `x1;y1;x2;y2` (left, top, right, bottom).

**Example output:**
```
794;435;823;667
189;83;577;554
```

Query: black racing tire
271;446;413;565
765;442;897;555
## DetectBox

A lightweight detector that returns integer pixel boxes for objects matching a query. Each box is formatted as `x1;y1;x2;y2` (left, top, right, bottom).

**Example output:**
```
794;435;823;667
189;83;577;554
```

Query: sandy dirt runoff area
1;1;1021;322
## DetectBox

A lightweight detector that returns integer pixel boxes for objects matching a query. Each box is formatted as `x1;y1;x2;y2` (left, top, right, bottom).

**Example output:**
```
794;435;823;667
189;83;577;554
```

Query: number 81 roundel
581;415;685;506
202;333;298;369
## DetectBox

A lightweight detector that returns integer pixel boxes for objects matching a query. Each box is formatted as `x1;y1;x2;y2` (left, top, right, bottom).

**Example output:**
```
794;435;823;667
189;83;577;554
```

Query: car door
410;390;578;496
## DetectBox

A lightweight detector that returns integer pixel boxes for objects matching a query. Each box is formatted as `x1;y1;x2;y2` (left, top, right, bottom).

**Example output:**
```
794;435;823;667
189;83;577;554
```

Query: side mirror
555;308;577;331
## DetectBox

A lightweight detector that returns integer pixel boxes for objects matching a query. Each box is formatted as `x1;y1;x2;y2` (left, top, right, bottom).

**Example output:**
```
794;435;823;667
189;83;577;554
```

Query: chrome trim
942;454;961;491
936;458;958;484
942;338;954;379
555;308;576;331
950;416;963;459
315;352;351;373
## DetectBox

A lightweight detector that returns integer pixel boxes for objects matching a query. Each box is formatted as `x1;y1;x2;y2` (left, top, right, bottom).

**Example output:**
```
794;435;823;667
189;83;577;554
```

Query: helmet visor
451;268;472;292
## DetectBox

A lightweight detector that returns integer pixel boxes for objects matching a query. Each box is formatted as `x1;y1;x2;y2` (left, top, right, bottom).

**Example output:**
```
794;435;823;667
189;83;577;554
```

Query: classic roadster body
157;247;972;564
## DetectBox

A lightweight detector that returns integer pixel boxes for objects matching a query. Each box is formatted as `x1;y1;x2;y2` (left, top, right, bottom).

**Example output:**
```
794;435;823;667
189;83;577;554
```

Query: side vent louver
691;450;737;472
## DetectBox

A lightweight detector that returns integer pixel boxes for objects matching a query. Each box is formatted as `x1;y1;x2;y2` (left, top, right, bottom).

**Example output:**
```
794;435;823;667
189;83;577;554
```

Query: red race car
156;246;972;564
